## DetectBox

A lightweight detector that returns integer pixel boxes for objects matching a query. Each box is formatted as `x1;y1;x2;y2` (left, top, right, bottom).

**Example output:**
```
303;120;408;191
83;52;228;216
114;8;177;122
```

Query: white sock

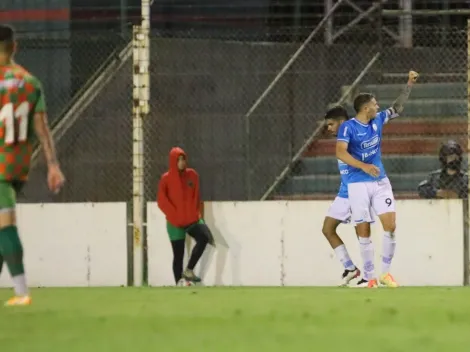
382;231;396;274
358;237;375;280
12;274;29;296
334;244;356;271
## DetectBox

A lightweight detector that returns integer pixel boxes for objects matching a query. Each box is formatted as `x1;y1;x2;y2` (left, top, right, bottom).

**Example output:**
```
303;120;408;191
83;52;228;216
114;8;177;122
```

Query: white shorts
347;177;395;224
326;196;352;224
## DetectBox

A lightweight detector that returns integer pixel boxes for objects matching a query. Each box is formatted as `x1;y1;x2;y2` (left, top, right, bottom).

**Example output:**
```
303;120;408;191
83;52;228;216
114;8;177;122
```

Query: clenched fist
47;164;65;194
408;70;419;84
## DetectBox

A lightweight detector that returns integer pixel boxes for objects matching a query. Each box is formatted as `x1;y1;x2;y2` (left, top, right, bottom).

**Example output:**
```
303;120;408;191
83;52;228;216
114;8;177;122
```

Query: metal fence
16;31;128;124
19;30;130;203
20;23;468;203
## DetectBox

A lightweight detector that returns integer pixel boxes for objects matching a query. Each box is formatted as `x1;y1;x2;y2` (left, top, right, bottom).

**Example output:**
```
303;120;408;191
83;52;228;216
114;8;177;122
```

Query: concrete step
341;82;466;101
272;191;419;201
343;99;466;118
305;136;467;157
317;119;466;137
296;155;468;176
281;172;434;194
382;120;467;135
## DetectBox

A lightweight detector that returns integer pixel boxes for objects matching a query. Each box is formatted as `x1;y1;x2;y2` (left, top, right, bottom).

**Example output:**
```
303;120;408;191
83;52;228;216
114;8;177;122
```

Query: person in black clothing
417;140;467;199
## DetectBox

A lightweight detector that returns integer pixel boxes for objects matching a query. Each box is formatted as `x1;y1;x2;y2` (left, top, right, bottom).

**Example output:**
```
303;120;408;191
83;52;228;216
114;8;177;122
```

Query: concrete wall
0;200;466;287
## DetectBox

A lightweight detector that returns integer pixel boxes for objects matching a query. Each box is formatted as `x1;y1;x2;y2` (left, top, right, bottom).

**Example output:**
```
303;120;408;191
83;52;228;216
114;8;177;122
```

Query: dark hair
324;105;349;121
353;93;375;113
439;140;462;161
439;140;463;171
0;25;14;53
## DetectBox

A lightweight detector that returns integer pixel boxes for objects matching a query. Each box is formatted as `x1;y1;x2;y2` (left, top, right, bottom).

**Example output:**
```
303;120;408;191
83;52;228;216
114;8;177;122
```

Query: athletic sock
334;244;356;271
381;231;396;274
0;225;29;296
12;274;28;296
358;237;375;281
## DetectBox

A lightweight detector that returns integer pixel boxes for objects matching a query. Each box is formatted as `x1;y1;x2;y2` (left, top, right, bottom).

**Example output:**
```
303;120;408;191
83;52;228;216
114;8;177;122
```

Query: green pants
0;181;23;210
167;219;205;241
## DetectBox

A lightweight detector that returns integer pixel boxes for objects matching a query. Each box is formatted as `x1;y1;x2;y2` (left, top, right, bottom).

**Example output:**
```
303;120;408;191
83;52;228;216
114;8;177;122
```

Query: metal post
293;0;302;41
324;0;333;45
441;0;449;47
398;0;404;47
290;0;302;157
376;1;383;84
121;0;128;36
132;0;150;287
400;0;413;48
463;18;470;284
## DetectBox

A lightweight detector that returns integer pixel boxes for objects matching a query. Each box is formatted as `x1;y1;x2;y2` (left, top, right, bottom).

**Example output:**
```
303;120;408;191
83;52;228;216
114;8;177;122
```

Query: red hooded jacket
157;147;201;228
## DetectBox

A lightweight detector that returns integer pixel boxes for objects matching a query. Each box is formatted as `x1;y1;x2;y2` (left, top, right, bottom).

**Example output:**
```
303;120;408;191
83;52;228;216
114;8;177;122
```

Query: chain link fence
145;24;468;202
145;25;380;201
18;21;468;203
280;24;468;201
20;30;130;203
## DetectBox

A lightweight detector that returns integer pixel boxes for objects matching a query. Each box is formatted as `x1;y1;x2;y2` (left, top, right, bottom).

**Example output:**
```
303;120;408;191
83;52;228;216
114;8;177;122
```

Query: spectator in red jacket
157;147;215;285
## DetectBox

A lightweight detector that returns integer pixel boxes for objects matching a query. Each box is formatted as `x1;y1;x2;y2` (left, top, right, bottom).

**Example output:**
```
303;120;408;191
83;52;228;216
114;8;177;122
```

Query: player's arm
336;141;367;170
32;80;59;167
335;124;364;169
390;70;419;115
336;142;379;177
32;80;64;193
417;172;439;199
33;112;58;167
157;176;177;217
376;71;419;126
34;111;65;194
336;124;380;177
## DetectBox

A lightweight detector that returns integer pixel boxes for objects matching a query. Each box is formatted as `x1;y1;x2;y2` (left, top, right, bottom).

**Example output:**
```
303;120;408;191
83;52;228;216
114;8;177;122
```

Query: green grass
0;287;470;351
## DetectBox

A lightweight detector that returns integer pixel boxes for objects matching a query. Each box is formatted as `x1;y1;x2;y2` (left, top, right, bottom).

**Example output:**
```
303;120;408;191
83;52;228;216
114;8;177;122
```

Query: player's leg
0;181;31;306
183;220;211;283
323;197;360;285
348;182;378;288
170;239;185;284
372;178;398;288
166;222;187;285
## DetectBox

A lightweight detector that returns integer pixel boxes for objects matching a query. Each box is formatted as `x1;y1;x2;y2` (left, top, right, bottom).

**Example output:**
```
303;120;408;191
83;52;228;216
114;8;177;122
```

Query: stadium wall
0;203;128;288
0;200;465;287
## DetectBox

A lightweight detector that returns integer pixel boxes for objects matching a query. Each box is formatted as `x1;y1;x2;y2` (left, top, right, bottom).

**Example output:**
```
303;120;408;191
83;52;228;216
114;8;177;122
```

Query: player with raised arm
322;106;361;286
0;25;65;306
335;71;418;288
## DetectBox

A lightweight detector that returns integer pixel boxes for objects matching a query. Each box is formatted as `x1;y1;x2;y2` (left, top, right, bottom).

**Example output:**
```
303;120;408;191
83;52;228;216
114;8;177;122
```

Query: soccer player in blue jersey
335;71;419;288
322;106;361;286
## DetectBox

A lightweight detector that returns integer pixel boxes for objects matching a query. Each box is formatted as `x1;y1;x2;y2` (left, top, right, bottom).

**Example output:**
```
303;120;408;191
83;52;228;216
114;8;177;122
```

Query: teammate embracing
0;25;65;305
335;71;418;288
322;106;361;286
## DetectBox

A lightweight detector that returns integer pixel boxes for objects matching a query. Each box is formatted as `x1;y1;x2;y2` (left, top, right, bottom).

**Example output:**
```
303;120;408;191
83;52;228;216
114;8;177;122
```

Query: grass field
1;287;470;351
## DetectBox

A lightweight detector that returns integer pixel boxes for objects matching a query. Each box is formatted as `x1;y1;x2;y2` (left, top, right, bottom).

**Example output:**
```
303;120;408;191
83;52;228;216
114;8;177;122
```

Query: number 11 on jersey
0;102;30;145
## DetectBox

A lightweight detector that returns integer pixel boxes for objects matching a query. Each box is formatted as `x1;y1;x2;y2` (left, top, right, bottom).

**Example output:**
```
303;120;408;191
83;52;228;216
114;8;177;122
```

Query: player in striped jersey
0;25;65;306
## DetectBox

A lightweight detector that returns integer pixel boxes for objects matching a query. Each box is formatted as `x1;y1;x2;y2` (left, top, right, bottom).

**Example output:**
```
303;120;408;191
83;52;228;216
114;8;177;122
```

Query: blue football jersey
336;108;398;184
337;180;348;199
